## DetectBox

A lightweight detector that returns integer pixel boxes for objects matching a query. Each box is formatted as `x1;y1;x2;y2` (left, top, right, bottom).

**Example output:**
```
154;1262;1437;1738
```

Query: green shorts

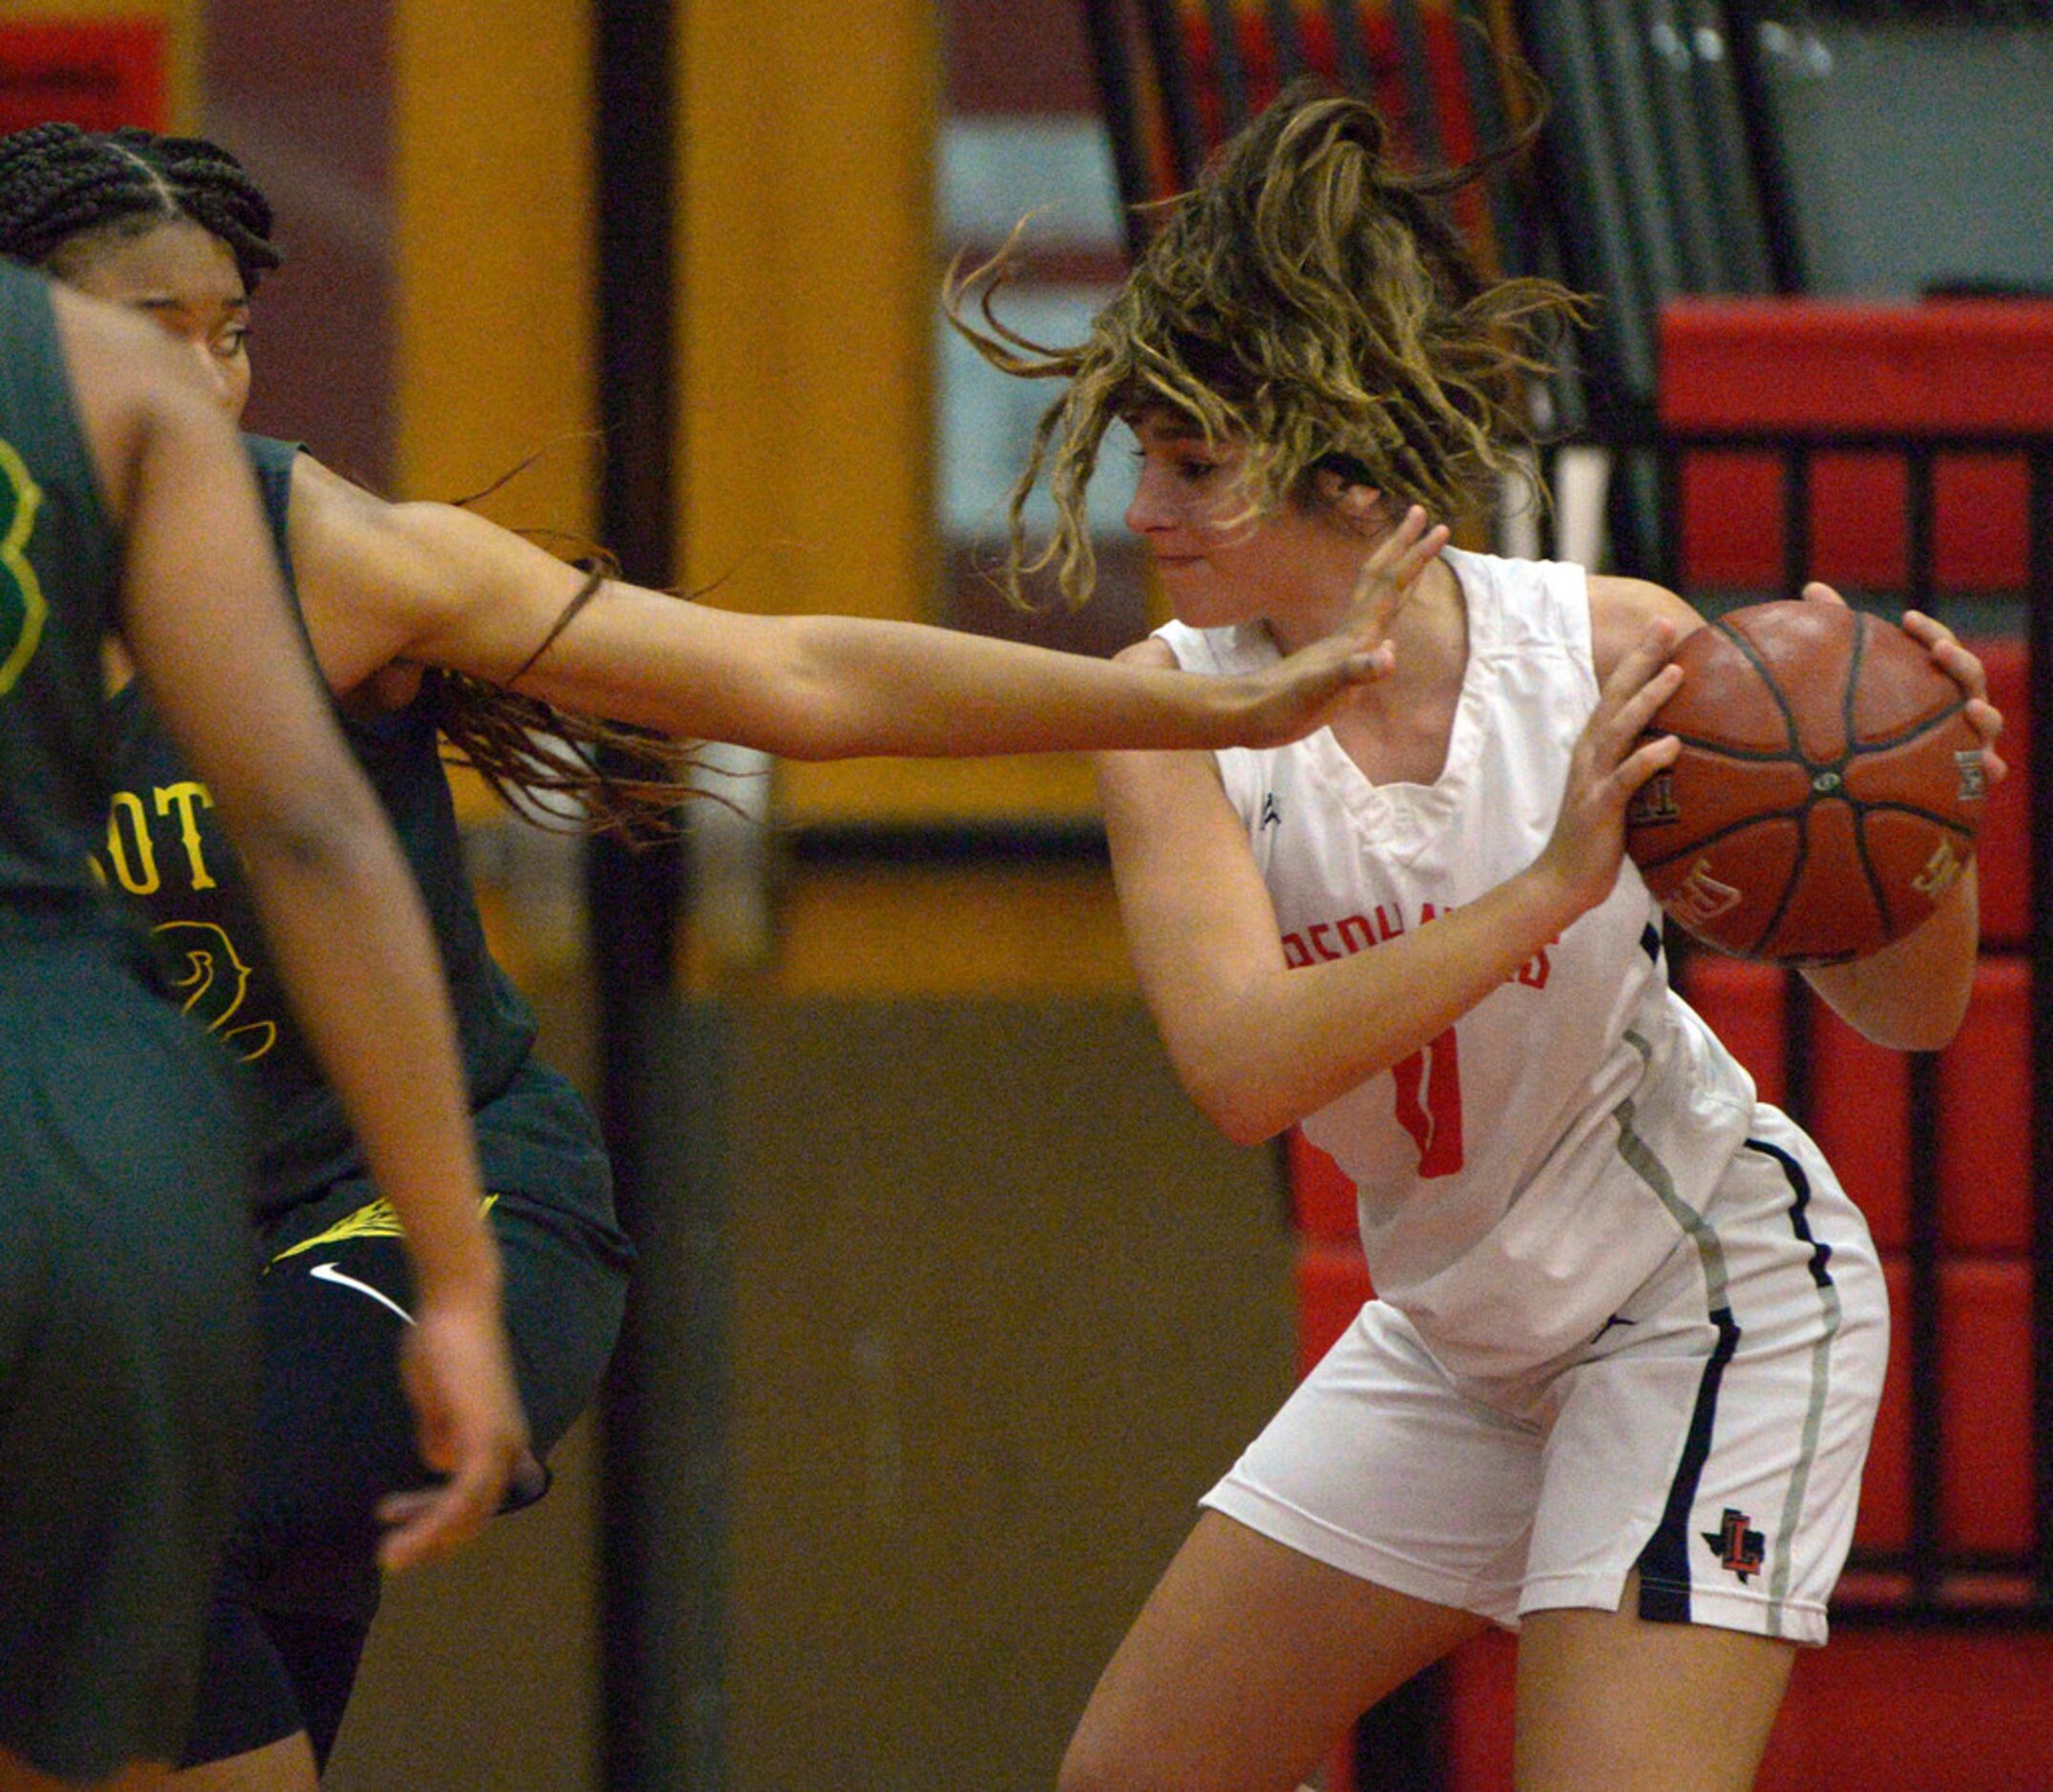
0;932;258;1782
178;1056;631;1770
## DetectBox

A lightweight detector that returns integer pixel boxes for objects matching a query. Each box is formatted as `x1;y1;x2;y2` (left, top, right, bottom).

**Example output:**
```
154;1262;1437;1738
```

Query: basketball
1624;601;1985;964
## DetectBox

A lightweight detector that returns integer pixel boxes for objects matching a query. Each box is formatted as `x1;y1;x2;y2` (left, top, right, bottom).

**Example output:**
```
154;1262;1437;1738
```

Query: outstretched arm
56;287;526;1571
282;455;1410;758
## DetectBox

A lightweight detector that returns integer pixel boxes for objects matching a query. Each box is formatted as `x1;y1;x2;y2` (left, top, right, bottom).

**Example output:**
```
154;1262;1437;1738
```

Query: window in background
937;0;1152;657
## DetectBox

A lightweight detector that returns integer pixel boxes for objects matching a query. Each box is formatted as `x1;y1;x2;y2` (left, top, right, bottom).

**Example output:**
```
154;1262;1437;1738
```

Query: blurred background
3;1;2050;1786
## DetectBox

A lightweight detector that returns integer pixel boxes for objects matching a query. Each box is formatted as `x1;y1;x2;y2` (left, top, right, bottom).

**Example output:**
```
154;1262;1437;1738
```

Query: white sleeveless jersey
1156;548;1765;1381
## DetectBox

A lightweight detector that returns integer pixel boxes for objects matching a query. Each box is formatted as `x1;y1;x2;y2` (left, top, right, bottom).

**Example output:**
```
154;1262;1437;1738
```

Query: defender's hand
375;1292;529;1572
1225;505;1451;748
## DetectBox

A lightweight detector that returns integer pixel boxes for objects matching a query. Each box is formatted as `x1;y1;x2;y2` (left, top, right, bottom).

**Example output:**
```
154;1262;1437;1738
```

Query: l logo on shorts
1703;1507;1766;1582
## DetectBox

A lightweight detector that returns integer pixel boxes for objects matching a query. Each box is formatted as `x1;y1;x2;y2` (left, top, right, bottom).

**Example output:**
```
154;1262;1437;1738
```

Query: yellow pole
390;0;597;537
677;3;1099;825
675;0;939;623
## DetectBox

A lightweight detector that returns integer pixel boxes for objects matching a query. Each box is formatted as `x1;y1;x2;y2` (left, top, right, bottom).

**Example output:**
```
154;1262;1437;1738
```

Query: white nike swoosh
309;1261;416;1326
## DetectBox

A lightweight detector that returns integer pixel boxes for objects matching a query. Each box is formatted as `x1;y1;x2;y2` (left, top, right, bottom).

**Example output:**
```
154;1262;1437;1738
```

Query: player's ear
1310;452;1384;527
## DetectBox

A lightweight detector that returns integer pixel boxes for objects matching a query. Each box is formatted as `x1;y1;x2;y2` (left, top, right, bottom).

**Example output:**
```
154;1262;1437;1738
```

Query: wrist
409;1225;503;1309
1191;673;1248;746
1504;859;1592;947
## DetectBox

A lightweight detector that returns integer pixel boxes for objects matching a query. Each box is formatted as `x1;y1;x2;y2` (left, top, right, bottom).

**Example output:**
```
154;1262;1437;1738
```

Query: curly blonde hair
946;74;1592;608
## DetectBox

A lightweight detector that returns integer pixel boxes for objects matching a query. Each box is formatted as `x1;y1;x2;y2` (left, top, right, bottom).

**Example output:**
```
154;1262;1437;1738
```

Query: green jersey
105;436;611;1229
0;253;260;1792
0;258;126;922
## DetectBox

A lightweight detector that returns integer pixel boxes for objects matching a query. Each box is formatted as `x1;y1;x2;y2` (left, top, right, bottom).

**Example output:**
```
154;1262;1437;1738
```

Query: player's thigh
246;1179;625;1543
1062;1301;1540;1790
1061;1511;1486;1792
1523;1121;1887;1647
0;955;256;1785
1515;1572;1794;1792
490;1189;629;1455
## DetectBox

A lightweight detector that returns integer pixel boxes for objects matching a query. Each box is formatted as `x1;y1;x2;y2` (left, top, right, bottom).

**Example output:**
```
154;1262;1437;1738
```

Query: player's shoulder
280;450;430;591
1585;573;1707;682
283;448;380;523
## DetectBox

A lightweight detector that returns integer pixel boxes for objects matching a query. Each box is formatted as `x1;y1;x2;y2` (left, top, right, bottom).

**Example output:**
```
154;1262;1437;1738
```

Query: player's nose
1125;468;1175;536
185;337;238;411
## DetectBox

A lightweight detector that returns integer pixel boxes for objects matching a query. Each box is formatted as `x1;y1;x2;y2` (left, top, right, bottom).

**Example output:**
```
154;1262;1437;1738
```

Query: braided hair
0;122;282;289
0;121;699;844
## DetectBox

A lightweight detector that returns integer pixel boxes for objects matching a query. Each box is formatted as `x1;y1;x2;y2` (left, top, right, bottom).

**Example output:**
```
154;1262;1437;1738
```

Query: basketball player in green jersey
0;122;1425;1790
0;259;523;1788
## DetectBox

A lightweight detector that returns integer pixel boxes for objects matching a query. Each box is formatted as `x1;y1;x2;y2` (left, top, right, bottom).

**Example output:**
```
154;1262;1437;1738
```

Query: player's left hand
375;1291;530;1572
1801;581;2007;790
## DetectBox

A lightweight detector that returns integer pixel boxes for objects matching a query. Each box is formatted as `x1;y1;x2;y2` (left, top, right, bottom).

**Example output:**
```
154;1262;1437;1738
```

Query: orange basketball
1624;602;1985;964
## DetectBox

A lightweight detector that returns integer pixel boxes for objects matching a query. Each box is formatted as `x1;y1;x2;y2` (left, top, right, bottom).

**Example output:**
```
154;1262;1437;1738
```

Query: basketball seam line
1631;796;1978;876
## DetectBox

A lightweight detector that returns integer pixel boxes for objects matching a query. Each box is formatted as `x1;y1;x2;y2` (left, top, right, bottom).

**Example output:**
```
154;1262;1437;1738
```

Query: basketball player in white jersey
950;80;2005;1790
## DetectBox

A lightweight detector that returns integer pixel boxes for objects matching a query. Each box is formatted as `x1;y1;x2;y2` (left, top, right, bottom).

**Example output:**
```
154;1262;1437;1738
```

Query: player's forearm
1168;867;1580;1144
1801;863;1979;1052
775;616;1258;759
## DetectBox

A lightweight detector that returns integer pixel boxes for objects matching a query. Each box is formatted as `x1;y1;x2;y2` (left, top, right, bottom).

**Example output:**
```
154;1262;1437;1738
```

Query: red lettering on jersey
1393;1026;1465;1177
1284;901;1549;997
1283;912;1399;964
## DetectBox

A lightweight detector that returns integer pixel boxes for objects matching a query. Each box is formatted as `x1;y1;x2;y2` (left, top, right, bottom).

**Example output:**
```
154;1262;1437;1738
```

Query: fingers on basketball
1623;600;1984;963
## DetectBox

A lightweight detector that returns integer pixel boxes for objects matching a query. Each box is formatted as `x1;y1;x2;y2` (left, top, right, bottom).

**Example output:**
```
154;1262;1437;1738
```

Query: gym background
1;2;2048;1787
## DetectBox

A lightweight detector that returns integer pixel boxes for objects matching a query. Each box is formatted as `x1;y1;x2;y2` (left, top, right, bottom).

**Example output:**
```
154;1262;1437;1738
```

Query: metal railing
1636;424;2053;1619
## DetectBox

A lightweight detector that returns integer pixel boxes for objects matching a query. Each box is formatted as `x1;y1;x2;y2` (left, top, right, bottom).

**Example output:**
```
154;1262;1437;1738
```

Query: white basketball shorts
1203;1109;1889;1645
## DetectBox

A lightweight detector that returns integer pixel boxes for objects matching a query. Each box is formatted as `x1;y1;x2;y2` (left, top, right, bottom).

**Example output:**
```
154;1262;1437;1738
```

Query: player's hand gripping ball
1624;601;1984;964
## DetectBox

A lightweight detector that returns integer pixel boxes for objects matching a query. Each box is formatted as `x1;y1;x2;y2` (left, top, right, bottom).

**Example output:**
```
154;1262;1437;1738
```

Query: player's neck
1269;555;1467;703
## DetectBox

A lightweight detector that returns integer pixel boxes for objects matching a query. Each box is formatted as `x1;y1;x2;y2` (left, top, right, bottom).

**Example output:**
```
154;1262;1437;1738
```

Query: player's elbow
734;625;879;761
1821;965;1969;1053
1212;1105;1288;1149
228;763;388;877
1181;1064;1290;1148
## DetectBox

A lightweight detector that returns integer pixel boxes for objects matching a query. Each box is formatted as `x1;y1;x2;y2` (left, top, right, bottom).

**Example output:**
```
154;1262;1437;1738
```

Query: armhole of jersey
239;435;328;669
1552;559;1601;705
1148;617;1261;828
1151;616;1202;672
239;435;304;583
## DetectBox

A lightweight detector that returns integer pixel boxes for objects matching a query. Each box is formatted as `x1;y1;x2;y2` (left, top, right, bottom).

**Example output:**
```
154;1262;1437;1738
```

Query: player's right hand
1535;618;1683;918
1226;504;1450;748
376;1289;529;1572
